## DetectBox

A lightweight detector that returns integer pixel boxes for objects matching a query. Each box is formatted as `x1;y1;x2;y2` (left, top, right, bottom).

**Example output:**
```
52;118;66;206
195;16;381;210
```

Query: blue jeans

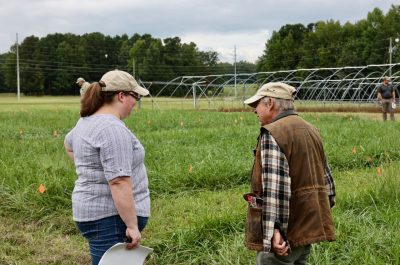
76;215;148;265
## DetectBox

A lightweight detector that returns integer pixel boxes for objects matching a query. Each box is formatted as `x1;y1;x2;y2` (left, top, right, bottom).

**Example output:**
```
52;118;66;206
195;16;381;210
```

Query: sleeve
97;126;134;182
377;85;382;94
260;130;291;252
324;159;336;208
65;130;73;150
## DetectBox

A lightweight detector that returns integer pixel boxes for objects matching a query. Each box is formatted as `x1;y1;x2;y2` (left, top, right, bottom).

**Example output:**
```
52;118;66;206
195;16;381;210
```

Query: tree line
257;6;400;72
0;5;398;96
0;33;255;95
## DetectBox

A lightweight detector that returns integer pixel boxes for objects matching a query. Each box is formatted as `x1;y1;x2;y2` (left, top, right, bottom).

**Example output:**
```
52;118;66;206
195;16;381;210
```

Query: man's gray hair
261;97;294;111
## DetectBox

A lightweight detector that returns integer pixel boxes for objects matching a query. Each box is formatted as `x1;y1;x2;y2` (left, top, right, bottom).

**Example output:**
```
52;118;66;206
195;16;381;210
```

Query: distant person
377;76;396;121
76;77;91;96
243;82;336;265
65;70;150;265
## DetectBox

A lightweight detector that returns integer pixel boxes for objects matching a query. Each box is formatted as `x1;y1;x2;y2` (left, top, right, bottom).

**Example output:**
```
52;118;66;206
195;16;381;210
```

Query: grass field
1;96;400;264
0;94;390;113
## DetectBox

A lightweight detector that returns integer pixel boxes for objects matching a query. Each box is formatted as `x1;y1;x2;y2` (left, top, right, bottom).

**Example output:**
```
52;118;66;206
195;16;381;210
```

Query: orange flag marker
38;184;46;193
188;164;193;173
352;147;357;154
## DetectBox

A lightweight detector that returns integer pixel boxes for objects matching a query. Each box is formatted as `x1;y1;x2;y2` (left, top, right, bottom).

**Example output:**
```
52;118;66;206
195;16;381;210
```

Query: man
243;82;336;265
76;77;91;96
377;76;396;121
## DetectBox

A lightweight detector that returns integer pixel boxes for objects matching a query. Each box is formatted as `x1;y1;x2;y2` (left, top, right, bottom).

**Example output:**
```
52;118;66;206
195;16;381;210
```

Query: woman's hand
125;226;141;249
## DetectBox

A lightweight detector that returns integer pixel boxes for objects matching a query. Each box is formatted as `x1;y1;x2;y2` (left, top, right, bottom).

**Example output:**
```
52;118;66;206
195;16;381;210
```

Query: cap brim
244;95;263;107
134;85;150;96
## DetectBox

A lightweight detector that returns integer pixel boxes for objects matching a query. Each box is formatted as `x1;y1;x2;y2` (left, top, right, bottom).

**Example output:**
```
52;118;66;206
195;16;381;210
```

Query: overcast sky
0;0;396;63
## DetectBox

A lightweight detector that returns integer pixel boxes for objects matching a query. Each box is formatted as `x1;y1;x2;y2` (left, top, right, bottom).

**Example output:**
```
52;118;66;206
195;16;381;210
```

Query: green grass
0;94;249;111
1;96;400;264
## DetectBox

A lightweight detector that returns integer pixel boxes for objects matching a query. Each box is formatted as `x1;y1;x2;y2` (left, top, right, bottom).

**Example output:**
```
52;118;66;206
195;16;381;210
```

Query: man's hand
271;229;289;256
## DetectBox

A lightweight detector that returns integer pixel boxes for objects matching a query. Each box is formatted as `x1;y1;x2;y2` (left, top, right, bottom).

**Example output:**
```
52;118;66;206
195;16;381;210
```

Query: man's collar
271;109;297;123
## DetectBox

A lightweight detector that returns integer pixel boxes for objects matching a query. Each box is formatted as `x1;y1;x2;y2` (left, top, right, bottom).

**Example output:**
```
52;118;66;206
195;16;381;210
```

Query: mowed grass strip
0;216;90;265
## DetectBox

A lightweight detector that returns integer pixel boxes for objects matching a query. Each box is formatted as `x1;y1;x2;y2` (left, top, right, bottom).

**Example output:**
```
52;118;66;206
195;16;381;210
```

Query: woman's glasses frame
125;92;141;101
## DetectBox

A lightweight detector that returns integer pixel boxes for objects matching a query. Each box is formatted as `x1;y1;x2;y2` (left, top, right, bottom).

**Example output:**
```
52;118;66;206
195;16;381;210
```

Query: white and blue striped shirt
65;114;150;222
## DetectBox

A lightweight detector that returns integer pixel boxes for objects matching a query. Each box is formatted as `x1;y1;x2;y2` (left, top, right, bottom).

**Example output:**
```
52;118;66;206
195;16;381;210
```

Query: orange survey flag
352;147;357;154
38;184;46;193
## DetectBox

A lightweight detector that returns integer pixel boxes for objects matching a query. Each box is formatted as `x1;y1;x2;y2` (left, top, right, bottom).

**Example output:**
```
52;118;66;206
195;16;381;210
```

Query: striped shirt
65;114;150;222
260;130;335;251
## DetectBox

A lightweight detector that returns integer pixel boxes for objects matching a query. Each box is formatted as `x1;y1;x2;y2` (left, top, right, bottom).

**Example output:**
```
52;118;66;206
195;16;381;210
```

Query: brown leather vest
245;114;335;250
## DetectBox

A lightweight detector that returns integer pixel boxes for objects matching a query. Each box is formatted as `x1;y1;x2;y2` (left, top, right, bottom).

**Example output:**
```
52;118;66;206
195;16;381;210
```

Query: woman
64;70;150;265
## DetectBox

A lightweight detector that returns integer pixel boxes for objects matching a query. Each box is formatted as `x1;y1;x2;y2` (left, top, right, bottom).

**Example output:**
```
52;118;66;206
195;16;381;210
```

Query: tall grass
1;99;400;264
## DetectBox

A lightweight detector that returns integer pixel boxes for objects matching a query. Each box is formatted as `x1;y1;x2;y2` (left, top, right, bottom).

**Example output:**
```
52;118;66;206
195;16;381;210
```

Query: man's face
383;79;389;85
254;97;274;126
78;80;84;87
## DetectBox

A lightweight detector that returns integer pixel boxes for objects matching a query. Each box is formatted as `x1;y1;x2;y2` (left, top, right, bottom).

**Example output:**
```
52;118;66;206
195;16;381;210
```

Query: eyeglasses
126;92;141;101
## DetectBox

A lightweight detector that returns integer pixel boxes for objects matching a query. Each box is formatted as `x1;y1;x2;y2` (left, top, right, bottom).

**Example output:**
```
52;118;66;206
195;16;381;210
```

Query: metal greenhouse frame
140;63;400;110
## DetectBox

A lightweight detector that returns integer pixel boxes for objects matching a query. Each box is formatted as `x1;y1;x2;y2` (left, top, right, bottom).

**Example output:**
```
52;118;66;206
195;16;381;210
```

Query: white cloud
181;30;269;63
0;0;396;63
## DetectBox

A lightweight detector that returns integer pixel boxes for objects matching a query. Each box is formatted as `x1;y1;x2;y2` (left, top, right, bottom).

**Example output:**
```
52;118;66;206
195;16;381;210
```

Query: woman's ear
116;92;125;102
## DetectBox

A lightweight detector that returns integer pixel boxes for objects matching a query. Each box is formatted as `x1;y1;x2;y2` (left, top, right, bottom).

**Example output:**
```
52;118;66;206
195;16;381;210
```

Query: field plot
1;97;400;264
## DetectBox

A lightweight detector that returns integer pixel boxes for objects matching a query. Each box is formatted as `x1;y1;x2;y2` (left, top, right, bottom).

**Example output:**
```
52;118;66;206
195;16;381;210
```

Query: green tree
337;22;364;66
257;24;308;71
361;8;386;64
17;36;44;95
2;51;16;92
236;61;256;73
0;53;7;91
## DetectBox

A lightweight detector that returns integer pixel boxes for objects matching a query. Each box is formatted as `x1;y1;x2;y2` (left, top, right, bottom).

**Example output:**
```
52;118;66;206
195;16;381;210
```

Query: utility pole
16;33;20;101
234;45;237;98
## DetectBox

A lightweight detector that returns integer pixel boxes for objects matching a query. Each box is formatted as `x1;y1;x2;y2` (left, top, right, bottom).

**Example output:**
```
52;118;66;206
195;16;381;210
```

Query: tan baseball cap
244;82;296;107
384;76;391;81
76;77;85;83
100;70;149;96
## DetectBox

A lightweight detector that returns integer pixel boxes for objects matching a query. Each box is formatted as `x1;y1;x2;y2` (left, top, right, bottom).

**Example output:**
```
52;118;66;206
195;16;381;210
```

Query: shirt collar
271;109;297;123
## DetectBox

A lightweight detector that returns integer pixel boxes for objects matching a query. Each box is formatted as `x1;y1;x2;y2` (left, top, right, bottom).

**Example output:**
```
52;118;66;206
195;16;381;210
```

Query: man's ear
267;98;274;110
